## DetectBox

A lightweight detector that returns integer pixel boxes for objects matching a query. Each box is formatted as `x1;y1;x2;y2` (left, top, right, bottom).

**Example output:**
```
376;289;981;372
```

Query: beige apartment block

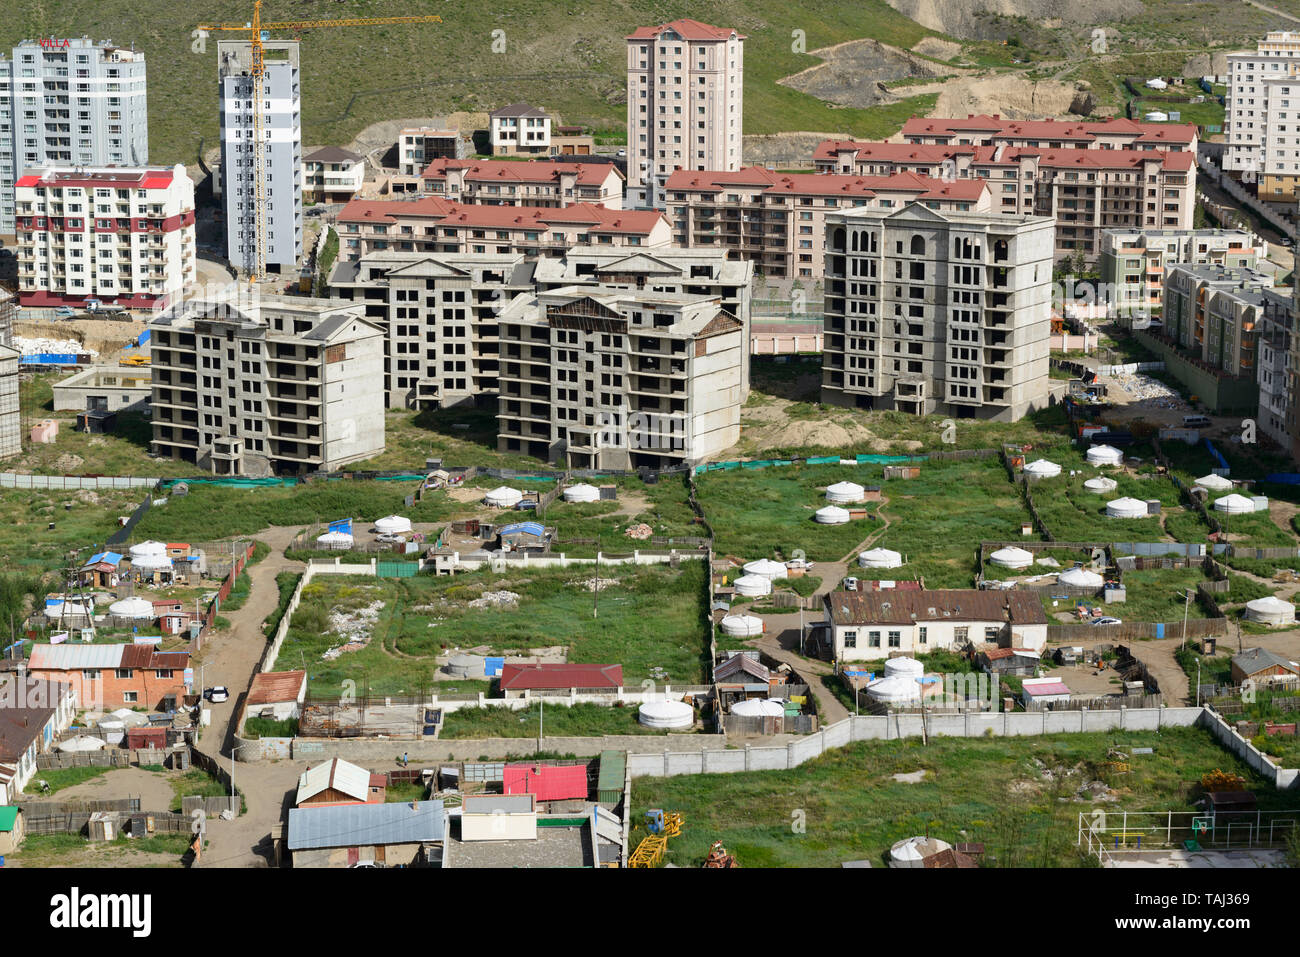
399;127;464;178
821;203;1055;422
1225;33;1300;201
900;115;1197;153
496;286;744;469
420;158;623;208
490;103;551;156
813;139;1194;262
335;197;669;263
626;19;745;209
150;295;385;475
1162;263;1276;379
1099;229;1264;321
665;167;991;279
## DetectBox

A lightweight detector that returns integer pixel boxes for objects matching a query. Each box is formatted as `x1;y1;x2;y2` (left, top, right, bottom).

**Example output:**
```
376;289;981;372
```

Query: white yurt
890;836;954;869
720;614;765;637
484;486;523;508
562;483;600;503
374;515;413;535
639;700;695;729
990;546;1034;570
1084;476;1119;494
43;600;92;620
1023;459;1062;478
825;481;866;505
1196;474;1233;491
315;530;354;550
814;505;851;525
445;653;486;678
865;674;922;705
730;698;786;718
859;547;903;569
108;597;155;619
1086;445;1124;467
1059;566;1104;588
1214;493;1256;514
883;657;924;680
129;540;167;560
1245;596;1297;626
1106;497;1151;519
108;708;150;729
743;558;789;581
55;735;106;753
733;574;773;598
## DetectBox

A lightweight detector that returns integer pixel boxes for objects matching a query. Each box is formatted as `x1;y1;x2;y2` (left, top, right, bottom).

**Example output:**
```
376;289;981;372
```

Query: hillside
4;0;1300;171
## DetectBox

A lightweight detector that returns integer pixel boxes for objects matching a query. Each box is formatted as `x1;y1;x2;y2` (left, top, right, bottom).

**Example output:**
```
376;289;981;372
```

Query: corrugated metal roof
28;643;124;670
297;757;373;804
248;670;307;706
287;800;446;850
503;763;588;802
499;663;622;690
824;589;1047;627
596;751;625;791
463;794;534;814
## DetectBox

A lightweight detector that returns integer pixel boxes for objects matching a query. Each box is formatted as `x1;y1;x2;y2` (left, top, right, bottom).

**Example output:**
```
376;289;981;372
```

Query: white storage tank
562;483;600;503
639;700;694;729
814;505;851;525
859;548;903;569
825;481;866;505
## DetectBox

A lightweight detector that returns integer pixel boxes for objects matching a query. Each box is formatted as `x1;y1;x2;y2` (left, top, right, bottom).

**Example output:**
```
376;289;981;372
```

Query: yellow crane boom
195;1;443;280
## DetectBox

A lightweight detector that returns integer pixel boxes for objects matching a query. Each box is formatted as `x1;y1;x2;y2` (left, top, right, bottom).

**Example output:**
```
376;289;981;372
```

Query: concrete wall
292;732;725;764
1197;708;1299;789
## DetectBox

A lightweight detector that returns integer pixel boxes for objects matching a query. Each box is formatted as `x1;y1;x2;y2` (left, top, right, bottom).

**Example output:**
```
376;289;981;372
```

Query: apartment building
302;147;364;204
665;167;991;278
0;288;13;458
813;138;1195;261
420;157;623;208
336;197;669;263
1100;229;1263;321
900;115;1197;153
821;203;1055;421
13;164;196;308
496;286;744;468
1225;32;1300;200
1162;263;1277;379
1257;284;1292;449
218;39;303;274
150;294;385;475
0;37;147;236
490;103;551;156
626;19;745;209
399;127;463;177
327;245;753;409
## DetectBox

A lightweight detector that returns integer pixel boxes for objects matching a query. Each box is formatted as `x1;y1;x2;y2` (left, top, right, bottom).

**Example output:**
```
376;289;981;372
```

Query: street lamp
1177;588;1193;651
229;743;248;817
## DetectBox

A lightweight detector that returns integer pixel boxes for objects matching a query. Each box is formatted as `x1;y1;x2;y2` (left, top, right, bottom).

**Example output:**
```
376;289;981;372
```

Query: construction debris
322;600;384;659
573;576;619;592
15;335;97;357
624;523;653;540
1114;373;1186;409
467;590;520;609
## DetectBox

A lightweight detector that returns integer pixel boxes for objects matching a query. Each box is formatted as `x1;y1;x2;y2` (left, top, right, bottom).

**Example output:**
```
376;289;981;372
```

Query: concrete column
1120;705;1127;729
744;744;752;770
787;740;798;768
663;751;670;776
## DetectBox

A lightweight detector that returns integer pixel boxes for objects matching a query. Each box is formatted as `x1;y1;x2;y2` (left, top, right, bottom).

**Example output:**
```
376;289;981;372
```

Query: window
155;669;174;679
954;626;968;642
115;669;134;679
843;630;857;649
984;627;1000;641
122;691;138;703
888;631;901;648
82;670;100;681
918;627;927;645
868;630;881;648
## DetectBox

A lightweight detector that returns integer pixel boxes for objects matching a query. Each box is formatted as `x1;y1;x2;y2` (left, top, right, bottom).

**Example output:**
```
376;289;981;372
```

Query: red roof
503;763;588;801
498;663;623;690
664;167;988;202
627;18;744;41
248;670;307;706
15;167;176;190
340;196;667;236
900;115;1196;146
337;195;456;225
1023;680;1071;697
421;156;618;187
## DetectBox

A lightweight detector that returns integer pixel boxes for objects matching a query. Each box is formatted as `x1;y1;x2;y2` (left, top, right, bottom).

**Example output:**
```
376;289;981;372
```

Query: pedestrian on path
402;751;409;768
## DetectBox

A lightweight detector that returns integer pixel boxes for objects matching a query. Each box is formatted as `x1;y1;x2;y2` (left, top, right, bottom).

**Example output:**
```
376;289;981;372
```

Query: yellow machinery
195;2;443;280
120;355;150;367
628;809;684;867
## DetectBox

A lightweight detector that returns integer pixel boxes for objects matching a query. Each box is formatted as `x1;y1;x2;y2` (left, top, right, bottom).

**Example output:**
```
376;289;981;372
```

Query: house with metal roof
823;589;1049;662
460;794;537;842
25;643;189;712
0;805;23;856
503;763;589;803
296;757;385;808
286;799;447;867
78;551;123;589
246;670;308;721
0;673;77;802
1231;647;1300;686
498;663;623;697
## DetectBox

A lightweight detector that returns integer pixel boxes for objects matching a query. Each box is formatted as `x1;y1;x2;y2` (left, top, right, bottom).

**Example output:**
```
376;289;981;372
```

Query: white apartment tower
822;203;1055;422
1225;32;1300;201
0;37;148;236
218;40;303;275
626;19;744;210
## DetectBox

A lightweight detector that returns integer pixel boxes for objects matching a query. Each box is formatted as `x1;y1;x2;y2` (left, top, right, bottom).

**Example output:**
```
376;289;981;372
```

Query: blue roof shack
498;521;550;553
78;552;123;589
287;800;447;868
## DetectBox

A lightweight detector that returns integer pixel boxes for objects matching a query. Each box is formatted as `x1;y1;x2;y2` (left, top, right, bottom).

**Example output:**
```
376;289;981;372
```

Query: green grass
27;765;110;795
1114;568;1212;624
1175;643;1233;686
631;726;1286;868
275;561;709;694
168;769;240;814
440;702;676;738
7;831;194;866
0;486;143;575
264;572;302;638
385;780;428;803
242;716;299;739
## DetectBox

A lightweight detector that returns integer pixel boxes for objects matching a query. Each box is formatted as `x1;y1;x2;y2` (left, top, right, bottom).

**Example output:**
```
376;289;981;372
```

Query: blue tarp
1265;474;1300;485
1204;438;1229;471
500;521;544;538
328;518;352;533
484;657;505;678
136;329;151;346
20;353;78;365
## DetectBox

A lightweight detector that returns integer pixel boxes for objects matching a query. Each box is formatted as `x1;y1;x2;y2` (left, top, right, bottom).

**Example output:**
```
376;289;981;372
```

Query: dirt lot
778;38;967;109
49;766;178;811
15;316;147;359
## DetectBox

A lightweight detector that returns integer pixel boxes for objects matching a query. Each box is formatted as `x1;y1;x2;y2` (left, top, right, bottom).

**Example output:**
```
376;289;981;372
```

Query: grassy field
6;831;195;867
440;702;676;738
630;726;1286;868
274;561;709;694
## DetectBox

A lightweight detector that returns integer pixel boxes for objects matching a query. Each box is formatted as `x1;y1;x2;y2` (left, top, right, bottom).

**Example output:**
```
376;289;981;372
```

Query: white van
1183;414;1211;429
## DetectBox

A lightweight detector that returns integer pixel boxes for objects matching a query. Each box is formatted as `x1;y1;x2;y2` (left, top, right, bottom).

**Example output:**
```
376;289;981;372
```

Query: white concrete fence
0;472;159;490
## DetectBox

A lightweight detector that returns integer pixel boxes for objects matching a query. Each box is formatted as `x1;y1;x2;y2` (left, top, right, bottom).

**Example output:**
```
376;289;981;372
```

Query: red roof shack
126;726;167;751
503;763;588;802
498;663;622;697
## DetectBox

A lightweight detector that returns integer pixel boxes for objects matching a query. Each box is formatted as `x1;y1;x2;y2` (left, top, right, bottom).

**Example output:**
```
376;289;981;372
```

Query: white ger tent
1213;493;1256;514
315;530;354;550
1084;476;1118;494
1086;445;1124;466
639;700;694;729
730;698;786;717
742;558;788;580
1059;566;1104;588
825;481;866;505
720;614;764;637
1106;497;1151;519
484;486;523;508
108;597;155;619
732;574;773;598
989;546;1034;570
374;515;413;535
1195;474;1233;491
1023;459;1062;478
562;483;600;503
859;548;903;569
814;506;851;525
1245;596;1297;626
129;540;167;559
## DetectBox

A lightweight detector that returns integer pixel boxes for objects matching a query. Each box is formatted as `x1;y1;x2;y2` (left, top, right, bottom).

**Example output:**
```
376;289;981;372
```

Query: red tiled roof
503;763;588;801
663;167;988;202
15;167;176;190
420;156;618;187
336;196;456;224
816;138;1195;172
248;670;307;706
900;115;1196;146
498;663;623;690
340;196;665;234
627;18;745;41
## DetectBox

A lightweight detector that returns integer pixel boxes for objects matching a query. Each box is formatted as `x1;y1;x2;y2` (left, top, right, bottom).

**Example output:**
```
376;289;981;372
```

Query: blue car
53;306;76;318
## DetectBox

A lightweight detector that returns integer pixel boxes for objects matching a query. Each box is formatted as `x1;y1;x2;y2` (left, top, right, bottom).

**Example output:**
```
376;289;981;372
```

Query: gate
377;561;418;578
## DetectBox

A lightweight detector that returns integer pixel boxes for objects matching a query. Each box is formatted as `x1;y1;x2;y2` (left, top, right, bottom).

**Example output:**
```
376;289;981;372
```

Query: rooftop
825;588;1048;626
287;800;446;850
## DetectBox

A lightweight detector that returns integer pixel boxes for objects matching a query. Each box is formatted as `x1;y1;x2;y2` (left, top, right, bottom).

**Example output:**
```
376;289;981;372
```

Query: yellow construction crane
196;1;444;280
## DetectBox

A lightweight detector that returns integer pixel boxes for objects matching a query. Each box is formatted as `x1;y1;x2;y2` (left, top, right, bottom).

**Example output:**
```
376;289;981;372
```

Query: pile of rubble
322;600;384;659
624;523;653;540
573;576;619;592
467;590;520;609
1116;373;1186;409
15;335;97;357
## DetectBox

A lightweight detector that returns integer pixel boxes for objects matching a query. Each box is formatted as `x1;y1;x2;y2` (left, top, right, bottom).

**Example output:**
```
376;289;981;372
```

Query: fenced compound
1077;809;1300;864
1046;618;1227;643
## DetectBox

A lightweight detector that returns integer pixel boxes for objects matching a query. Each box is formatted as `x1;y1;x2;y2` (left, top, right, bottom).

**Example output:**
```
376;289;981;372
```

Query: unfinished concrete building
822;203;1054;421
149;295;385;474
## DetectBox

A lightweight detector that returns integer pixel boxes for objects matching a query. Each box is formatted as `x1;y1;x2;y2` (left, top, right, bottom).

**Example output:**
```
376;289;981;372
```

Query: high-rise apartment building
0;37;148;235
150;295;385;475
14;164;196;308
1099;229;1263;322
1225;32;1300;201
218;40;303;275
626;19;744;210
822;203;1054;421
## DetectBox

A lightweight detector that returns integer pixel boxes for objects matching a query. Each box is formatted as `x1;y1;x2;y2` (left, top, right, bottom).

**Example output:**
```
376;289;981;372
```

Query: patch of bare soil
743;131;848;168
778;38;969;110
884;0;1131;38
912;37;962;61
896;73;1094;120
15;317;146;358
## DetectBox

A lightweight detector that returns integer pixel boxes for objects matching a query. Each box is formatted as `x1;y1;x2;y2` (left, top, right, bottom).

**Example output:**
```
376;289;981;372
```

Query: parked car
1091;616;1123;626
53;306;76;318
843;577;859;591
203;686;229;703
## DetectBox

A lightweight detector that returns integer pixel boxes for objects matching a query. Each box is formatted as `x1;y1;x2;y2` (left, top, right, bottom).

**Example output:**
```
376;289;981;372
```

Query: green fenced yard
273;561;710;696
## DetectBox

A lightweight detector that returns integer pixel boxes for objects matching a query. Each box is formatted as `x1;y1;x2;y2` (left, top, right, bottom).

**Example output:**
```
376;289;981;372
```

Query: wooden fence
35;750;129;771
1046;617;1227;642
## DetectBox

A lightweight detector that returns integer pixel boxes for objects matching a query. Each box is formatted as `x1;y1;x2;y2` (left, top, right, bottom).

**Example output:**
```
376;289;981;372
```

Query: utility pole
592;550;599;619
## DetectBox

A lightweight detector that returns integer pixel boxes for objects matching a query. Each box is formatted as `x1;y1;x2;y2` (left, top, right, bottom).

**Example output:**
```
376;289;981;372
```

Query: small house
0;806;23;856
497;663;622;698
286;800;447;868
296;758;385;808
460;794;537;842
976;646;1041;677
1021;677;1072;708
0;673;78;801
1230;647;1300;687
246;670;308;721
78;551;122;589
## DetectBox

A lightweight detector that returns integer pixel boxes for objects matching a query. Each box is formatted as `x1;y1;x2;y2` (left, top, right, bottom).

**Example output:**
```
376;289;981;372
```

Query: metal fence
1078;808;1300;863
